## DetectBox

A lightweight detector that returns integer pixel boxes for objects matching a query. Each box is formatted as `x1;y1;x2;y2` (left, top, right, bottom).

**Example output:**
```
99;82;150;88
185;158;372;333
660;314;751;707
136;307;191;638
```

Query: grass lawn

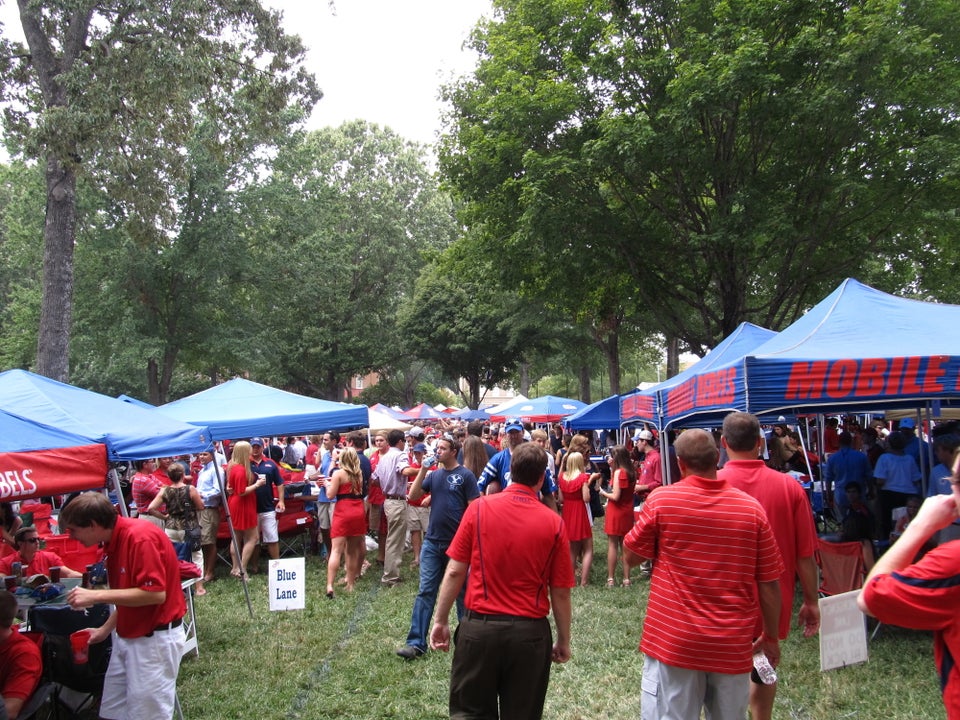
177;527;945;719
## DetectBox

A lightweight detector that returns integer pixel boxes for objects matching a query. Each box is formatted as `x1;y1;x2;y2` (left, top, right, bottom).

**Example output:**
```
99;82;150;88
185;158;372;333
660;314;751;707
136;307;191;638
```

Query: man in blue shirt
249;437;285;567
396;435;480;659
478;418;558;510
824;431;873;511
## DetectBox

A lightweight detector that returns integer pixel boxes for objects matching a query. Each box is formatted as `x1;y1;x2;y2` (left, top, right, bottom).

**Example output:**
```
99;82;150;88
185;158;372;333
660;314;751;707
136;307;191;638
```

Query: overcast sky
0;0;493;151
267;0;492;149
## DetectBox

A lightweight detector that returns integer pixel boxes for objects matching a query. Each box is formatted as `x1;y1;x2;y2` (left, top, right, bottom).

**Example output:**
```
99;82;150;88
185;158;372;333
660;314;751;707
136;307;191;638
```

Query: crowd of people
3;410;959;720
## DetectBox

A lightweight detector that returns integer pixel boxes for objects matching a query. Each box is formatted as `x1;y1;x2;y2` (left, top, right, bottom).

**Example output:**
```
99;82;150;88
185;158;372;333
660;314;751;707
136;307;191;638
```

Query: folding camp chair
816;537;881;639
28;604;112;719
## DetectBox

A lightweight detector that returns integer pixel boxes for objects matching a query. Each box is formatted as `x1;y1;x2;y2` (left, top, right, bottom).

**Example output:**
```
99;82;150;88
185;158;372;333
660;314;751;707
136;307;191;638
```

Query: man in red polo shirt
0;526;83;579
62;492;185;720
430;442;573;719
859;458;960;720
718;412;820;720
624;429;784;720
1;589;41;720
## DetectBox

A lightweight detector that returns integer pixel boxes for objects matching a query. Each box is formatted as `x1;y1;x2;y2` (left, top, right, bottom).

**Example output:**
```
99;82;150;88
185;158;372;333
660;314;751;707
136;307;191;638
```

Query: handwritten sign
268;557;305;612
819;590;868;671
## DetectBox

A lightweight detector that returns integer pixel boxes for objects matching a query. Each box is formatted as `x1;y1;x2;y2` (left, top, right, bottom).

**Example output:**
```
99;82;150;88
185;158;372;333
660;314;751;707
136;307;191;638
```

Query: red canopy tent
0;410;108;503
401;403;447;420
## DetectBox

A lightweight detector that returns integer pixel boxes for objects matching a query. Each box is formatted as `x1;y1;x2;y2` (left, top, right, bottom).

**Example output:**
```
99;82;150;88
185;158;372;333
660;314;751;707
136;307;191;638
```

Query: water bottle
753;652;777;685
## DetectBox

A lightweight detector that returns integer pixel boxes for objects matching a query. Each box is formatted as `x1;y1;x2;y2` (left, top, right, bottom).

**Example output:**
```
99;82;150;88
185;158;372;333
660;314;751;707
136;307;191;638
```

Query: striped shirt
625;474;784;674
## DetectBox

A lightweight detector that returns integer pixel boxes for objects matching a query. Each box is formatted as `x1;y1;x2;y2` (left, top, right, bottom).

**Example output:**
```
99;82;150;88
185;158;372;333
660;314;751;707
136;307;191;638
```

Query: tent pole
110;467;129;517
214;442;254;619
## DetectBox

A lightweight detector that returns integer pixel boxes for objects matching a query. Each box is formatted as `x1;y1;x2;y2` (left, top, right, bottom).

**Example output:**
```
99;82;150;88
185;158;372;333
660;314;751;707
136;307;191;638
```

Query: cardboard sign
819;590;869;671
268;557;305;611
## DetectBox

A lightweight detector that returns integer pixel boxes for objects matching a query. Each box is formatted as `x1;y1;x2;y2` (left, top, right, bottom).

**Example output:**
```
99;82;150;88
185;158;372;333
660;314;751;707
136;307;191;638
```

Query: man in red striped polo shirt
624;429;784;720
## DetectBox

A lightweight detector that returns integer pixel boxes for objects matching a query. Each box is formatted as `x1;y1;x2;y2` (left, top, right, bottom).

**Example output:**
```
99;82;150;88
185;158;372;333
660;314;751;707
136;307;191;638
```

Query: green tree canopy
440;0;960;355
0;0;320;380
246;121;460;400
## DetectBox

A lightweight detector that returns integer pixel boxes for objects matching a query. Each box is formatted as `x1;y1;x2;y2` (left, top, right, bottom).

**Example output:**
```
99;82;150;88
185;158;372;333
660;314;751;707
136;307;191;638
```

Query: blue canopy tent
658;279;960;429
0;369;210;460
564;395;621;431
455;408;491;421
0;409;103;454
743;279;960;416
489;395;587;423
157;378;369;440
620;322;778;429
117;394;154;409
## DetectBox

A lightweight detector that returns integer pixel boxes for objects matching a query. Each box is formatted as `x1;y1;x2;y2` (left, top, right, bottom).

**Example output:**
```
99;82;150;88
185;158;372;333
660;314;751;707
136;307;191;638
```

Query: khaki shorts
316;502;333;530
407;504;430;533
199;507;221;545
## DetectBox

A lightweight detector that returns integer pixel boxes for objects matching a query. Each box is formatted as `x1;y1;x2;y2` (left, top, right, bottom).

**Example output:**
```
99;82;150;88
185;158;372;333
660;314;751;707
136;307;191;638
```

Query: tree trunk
605;331;621;396
579;364;592;405
35;155;77;382
468;373;480;409
147;358;161;405
666;336;680;378
518;362;530;397
157;345;179;405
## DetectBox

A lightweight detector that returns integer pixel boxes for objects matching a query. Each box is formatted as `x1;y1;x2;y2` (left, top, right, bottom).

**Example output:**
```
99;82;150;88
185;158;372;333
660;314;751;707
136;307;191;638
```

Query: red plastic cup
49;566;62;583
70;629;90;664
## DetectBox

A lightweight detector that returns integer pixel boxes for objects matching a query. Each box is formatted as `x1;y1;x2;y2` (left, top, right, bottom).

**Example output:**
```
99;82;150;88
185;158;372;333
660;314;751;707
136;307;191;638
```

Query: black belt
464;610;544;622
384;494;407;501
145;617;182;637
341;494;364;500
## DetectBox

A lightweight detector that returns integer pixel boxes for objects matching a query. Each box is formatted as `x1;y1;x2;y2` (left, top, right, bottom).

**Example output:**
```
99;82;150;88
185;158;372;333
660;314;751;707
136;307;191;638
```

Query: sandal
606;577;615;588
622;578;631;587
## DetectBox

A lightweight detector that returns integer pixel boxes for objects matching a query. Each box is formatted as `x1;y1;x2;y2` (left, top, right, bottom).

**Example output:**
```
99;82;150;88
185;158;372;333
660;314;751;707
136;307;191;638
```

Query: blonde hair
228;441;255;484
339;447;363;494
563;451;585;481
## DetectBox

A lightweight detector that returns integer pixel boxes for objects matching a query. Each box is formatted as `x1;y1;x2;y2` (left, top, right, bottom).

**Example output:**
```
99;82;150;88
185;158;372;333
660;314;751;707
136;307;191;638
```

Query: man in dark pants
430;442;573;719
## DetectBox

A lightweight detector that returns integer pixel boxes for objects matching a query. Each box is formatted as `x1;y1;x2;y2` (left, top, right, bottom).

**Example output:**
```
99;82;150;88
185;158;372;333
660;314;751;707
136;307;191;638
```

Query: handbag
185;522;202;552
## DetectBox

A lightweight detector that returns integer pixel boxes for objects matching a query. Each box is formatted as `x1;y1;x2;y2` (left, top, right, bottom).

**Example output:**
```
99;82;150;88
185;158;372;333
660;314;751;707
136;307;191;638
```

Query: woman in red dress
226;441;265;578
325;447;367;597
559;451;598;586
600;445;637;587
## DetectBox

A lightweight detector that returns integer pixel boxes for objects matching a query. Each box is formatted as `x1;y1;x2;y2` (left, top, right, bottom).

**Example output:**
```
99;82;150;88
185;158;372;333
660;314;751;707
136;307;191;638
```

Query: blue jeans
405;538;463;651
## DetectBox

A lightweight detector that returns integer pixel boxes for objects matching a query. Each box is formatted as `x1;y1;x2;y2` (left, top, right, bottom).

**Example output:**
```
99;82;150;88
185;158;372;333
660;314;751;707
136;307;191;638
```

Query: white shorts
258;511;279;544
99;626;185;720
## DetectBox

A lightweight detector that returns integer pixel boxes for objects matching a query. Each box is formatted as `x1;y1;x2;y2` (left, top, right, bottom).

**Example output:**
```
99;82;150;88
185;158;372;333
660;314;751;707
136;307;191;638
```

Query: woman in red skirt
325;447;367;597
559;451;599;586
599;445;637;587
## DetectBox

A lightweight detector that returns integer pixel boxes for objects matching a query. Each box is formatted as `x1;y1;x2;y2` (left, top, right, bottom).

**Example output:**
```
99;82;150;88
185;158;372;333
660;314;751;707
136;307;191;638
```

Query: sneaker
396;645;425;660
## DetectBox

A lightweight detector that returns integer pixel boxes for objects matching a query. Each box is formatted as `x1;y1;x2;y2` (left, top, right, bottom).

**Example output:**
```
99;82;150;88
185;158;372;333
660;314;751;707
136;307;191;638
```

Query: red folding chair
816;538;866;596
816;537;881;639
